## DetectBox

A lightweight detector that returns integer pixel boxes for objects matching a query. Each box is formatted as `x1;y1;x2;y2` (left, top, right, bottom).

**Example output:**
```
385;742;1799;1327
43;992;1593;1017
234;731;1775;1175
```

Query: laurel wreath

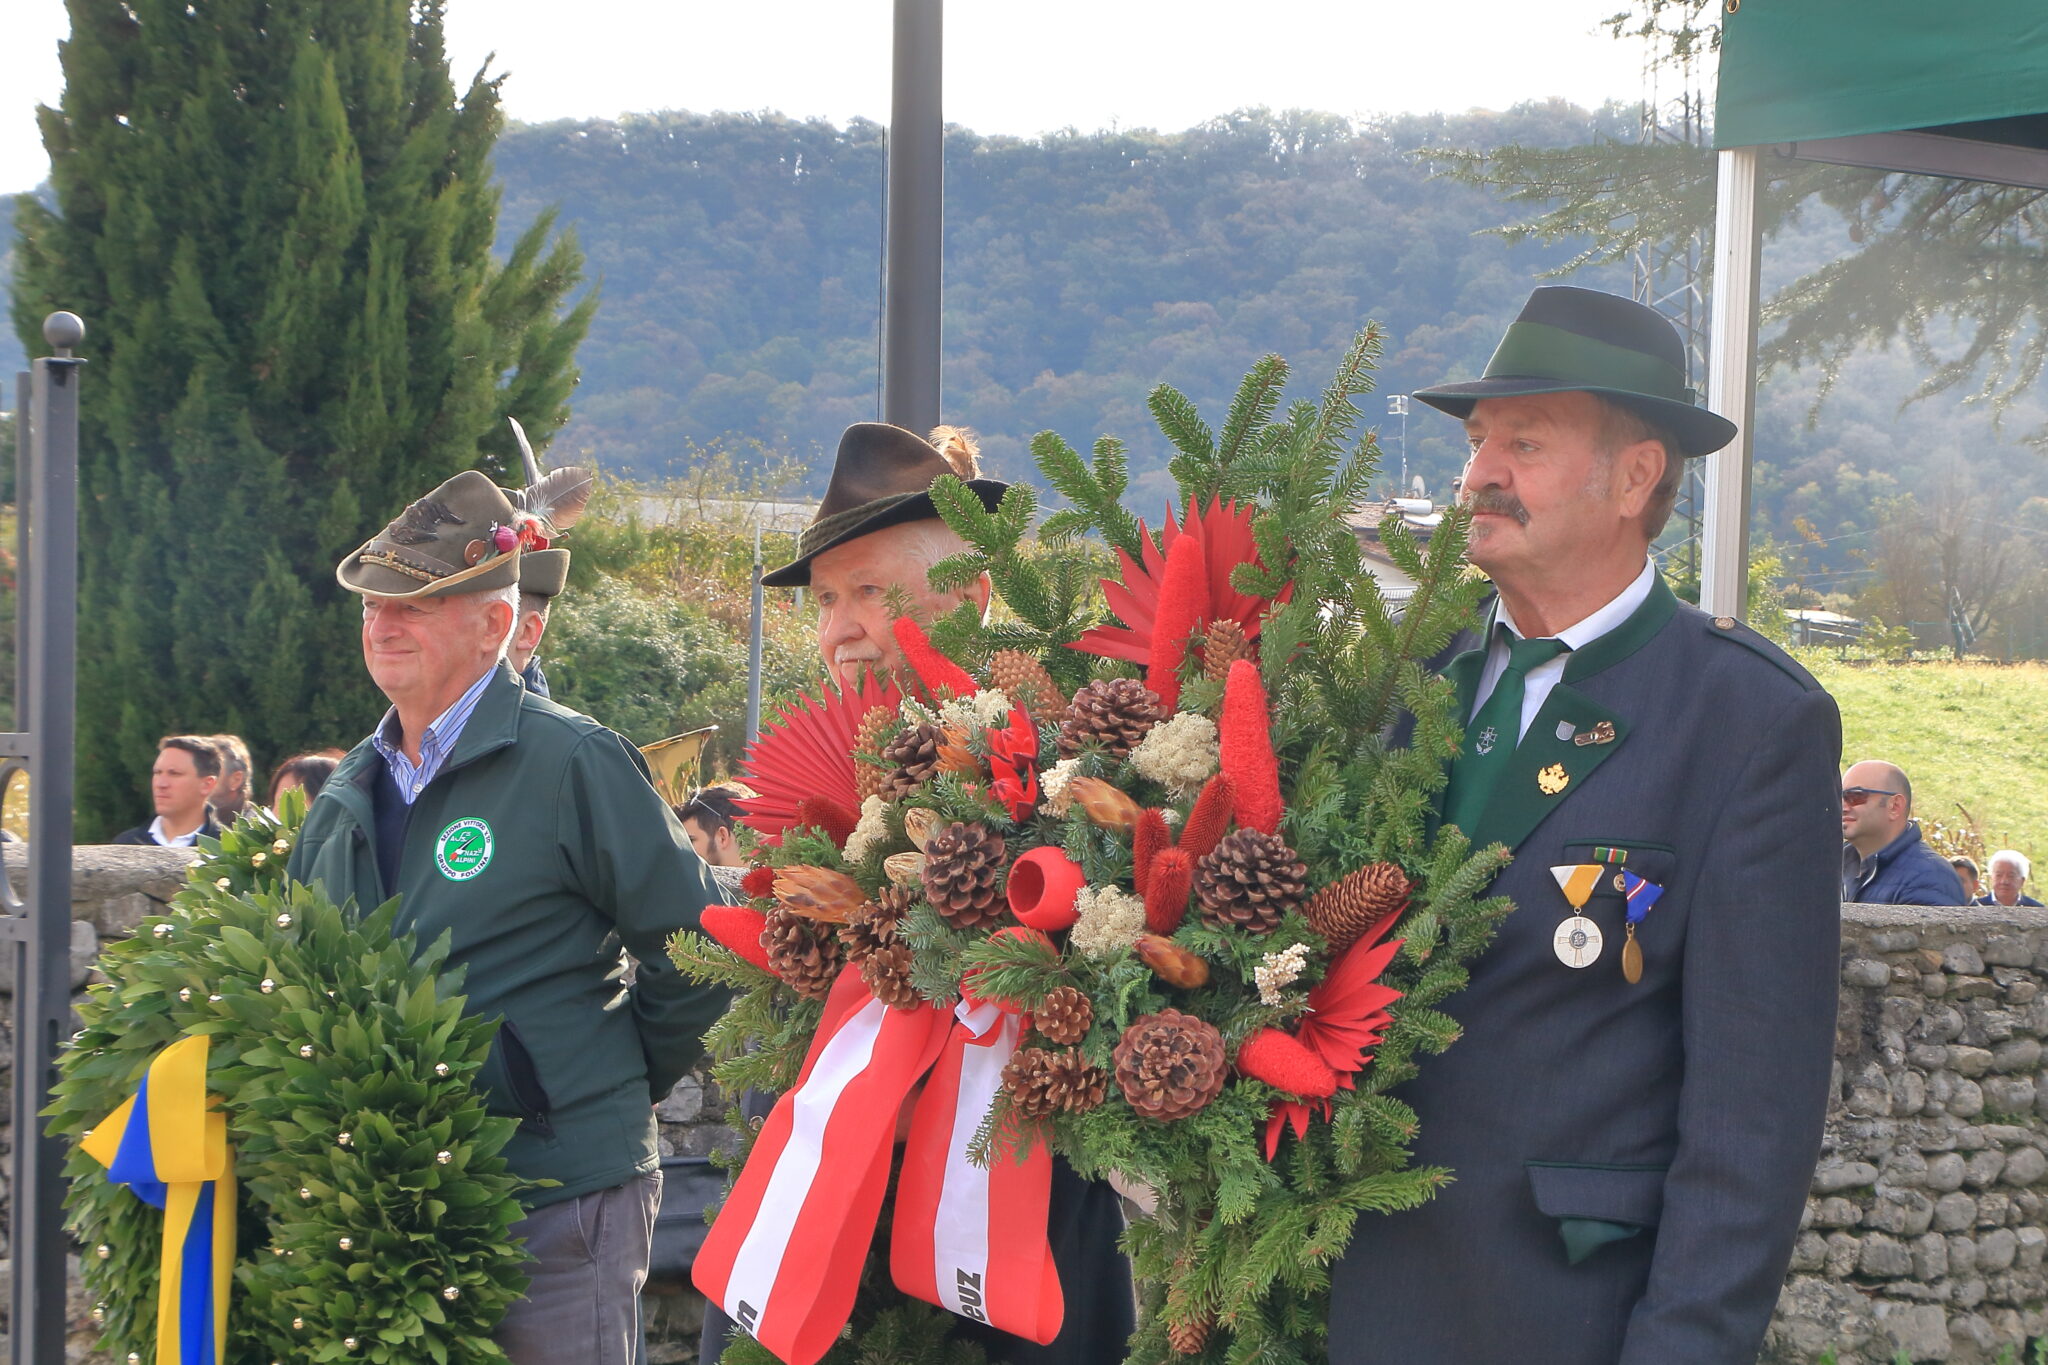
46;801;533;1364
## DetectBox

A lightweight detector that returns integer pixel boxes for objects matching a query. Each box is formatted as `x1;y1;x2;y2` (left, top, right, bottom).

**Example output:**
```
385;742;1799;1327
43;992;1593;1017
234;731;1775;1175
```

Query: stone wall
11;857;2048;1363
1765;903;2048;1364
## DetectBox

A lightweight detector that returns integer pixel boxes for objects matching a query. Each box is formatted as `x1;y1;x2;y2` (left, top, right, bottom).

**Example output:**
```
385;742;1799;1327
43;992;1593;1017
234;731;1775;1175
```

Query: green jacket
287;666;726;1208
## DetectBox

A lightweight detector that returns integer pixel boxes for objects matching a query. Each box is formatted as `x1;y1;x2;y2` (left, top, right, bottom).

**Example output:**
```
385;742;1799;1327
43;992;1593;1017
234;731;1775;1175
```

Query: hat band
1485;321;1693;405
796;491;926;561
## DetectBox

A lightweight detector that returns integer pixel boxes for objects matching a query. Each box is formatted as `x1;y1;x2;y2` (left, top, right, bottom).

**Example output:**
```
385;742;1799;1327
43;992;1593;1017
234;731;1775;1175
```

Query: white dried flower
1129;711;1220;798
1069;885;1146;959
1039;758;1083;816
969;688;1013;727
899;695;939;727
841;794;892;865
1254;942;1314;1006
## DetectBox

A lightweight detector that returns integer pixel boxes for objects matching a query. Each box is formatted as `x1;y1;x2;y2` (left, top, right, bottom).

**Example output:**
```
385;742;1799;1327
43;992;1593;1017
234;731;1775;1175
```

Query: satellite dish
1410;474;1427;498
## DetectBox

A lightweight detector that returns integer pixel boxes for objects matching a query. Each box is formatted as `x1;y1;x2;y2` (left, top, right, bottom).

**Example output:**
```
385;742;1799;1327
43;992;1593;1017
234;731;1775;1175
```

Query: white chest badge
436;817;494;881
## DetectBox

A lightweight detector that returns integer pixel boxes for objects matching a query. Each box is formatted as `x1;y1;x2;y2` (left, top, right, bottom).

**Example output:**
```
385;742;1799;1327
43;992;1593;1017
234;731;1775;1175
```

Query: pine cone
1201;619;1254;681
853;706;902;802
1195;829;1308;935
840;884;915;961
762;906;843;1001
1057;678;1166;759
988;650;1067;717
859;939;924;1011
880;722;945;799
1305;862;1413;951
1113;1009;1228;1121
1004;1047;1110;1118
920;822;1008;929
1034;985;1094;1046
1167;1315;1214;1356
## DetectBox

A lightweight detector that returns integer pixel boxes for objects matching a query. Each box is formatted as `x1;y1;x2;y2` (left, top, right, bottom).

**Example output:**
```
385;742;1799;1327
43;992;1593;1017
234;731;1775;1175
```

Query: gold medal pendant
1621;924;1643;983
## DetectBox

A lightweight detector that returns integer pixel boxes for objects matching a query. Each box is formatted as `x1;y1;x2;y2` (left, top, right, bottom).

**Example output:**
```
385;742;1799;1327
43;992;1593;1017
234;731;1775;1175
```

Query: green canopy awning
1715;0;2048;150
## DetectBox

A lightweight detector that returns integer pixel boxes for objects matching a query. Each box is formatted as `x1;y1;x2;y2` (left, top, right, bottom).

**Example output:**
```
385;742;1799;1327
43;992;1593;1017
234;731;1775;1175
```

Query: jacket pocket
1526;1161;1668;1265
480;1020;555;1139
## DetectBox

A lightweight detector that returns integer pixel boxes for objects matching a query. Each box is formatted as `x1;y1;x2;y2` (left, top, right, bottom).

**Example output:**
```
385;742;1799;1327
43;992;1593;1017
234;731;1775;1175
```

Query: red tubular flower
986;707;1041;823
1131;809;1172;896
1237;1027;1338;1100
1260;915;1406;1160
740;865;776;900
891;617;979;700
1144;848;1194;935
793;796;860;847
1144;532;1210;712
1178;773;1236;863
700;905;774;974
1220;661;1283;836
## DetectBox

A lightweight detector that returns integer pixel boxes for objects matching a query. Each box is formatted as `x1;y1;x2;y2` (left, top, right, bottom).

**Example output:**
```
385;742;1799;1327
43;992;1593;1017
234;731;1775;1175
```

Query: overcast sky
3;1;1659;194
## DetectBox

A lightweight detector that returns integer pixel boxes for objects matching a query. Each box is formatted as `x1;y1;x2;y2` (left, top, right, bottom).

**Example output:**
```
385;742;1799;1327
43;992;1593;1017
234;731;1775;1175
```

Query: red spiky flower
1071;497;1292;668
892;617;978;701
986;707;1041;823
737;670;900;840
1220;661;1283;836
1258;914;1405;1159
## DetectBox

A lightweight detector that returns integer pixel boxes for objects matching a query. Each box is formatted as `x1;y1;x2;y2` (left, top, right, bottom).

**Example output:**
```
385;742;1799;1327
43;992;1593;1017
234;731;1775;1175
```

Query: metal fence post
8;312;82;1365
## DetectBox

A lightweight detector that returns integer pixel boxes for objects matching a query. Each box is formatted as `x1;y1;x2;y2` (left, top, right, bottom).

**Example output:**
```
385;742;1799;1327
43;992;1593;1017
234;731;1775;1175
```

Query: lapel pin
1555;720;1576;742
1537;763;1569;796
1572;721;1616;747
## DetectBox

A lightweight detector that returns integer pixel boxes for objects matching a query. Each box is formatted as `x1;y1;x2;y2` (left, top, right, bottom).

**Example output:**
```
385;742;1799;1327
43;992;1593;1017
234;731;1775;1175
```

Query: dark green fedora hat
763;423;1007;588
1414;286;1736;457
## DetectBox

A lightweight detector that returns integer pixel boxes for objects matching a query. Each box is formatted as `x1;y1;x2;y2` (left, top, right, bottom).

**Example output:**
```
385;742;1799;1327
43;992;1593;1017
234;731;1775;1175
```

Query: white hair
478;582;521;660
1989;849;2031;881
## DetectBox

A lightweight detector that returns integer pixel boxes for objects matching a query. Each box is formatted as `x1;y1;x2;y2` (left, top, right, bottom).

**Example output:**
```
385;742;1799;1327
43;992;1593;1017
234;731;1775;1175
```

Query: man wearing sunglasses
1840;760;1966;905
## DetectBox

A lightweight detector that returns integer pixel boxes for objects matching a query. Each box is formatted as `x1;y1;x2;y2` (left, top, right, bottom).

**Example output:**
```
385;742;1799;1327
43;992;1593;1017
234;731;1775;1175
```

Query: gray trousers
498;1170;662;1365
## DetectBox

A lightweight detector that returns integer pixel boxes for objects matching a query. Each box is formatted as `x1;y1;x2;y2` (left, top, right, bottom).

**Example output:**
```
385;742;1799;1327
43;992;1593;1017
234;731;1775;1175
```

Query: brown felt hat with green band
763;422;1008;588
1414;285;1737;457
336;470;524;599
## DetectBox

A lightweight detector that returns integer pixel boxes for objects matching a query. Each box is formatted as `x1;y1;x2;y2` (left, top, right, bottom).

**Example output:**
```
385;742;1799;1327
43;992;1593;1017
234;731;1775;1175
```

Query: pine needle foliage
9;0;595;836
49;800;532;1364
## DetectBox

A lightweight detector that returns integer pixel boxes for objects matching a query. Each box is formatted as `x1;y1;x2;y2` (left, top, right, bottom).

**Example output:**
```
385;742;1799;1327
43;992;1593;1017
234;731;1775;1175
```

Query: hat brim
762;478;1009;588
337;542;523;599
519;548;570;599
1413;378;1736;458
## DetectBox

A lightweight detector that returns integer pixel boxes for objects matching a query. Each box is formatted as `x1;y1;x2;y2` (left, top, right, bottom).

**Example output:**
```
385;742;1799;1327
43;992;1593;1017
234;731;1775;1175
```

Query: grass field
1803;655;2048;863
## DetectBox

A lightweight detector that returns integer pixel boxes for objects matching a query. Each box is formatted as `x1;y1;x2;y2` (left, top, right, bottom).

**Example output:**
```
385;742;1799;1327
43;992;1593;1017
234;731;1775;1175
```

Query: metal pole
1702;145;1762;619
881;0;942;434
14;374;31;729
12;311;81;1365
746;524;764;745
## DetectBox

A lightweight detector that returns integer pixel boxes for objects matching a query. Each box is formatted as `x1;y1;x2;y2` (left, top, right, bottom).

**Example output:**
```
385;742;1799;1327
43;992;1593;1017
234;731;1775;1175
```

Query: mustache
1464;487;1531;525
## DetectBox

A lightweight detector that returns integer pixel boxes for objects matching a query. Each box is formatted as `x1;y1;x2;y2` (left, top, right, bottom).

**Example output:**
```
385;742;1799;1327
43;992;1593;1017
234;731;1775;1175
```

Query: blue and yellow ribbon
80;1034;236;1365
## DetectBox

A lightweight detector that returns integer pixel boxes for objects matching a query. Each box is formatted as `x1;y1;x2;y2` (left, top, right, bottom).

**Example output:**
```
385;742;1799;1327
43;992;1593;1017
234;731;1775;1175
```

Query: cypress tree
9;0;594;836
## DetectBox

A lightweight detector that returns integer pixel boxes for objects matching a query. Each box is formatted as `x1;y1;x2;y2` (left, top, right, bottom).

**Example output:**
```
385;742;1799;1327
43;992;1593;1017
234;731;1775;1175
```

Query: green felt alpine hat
763;423;1008;588
1414;286;1736;457
518;548;570;599
336;470;523;599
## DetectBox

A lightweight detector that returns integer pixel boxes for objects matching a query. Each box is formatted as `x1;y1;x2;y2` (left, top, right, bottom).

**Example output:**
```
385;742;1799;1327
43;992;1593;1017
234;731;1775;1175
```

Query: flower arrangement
673;330;1509;1365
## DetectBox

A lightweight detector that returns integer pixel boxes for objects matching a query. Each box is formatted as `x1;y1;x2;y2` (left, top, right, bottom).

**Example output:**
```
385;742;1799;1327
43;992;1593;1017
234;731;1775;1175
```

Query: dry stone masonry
1765;903;2048;1364
7;856;2048;1361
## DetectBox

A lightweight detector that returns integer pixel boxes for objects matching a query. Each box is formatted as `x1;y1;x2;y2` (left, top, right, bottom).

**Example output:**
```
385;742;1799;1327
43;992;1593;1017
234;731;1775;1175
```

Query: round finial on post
43;311;86;355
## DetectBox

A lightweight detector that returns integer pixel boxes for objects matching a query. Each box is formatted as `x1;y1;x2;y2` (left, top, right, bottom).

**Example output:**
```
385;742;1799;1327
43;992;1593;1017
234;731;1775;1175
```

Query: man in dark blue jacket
1841;759;1967;905
1331;286;1843;1364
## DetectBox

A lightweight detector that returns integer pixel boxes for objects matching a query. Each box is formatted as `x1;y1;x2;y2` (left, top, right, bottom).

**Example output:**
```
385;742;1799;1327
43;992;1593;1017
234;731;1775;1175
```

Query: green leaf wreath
675;327;1509;1365
48;798;533;1364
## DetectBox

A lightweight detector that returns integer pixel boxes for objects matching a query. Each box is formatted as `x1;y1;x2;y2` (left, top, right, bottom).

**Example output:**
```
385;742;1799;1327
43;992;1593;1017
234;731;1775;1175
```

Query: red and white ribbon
692;977;1064;1364
892;1001;1062;1344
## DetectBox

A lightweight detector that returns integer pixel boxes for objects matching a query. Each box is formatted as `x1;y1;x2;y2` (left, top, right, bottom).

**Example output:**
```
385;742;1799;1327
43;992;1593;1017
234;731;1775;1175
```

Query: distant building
1343;498;1444;606
1788;608;1864;647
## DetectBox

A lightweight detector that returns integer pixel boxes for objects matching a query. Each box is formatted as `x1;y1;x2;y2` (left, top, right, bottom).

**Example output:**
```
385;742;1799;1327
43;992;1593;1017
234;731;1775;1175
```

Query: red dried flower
1070;497;1292;668
891;617;978;700
1260;915;1405;1160
1144;848;1194;935
1145;533;1210;712
1179;773;1236;863
1219;661;1283;836
740;865;776;900
987;707;1041;823
1132;809;1172;896
793;796;860;847
738;672;900;840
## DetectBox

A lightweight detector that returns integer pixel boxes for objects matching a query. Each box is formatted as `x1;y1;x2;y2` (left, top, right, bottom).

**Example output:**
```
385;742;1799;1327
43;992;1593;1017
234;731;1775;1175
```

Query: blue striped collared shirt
370;666;497;806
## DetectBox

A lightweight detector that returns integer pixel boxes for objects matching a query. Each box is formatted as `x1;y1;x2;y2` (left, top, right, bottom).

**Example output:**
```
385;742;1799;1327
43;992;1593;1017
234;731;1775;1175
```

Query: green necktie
1441;632;1569;837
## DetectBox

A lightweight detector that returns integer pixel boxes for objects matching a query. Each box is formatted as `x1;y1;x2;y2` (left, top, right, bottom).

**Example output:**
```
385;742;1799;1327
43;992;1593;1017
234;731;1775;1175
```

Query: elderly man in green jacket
289;469;725;1365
